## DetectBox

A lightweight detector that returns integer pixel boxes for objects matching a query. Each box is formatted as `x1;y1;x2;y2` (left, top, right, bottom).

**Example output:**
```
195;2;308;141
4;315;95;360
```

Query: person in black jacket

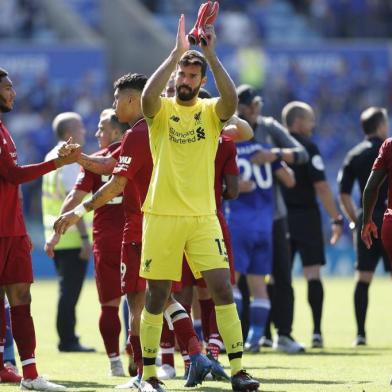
236;85;309;353
338;107;389;346
281;101;343;349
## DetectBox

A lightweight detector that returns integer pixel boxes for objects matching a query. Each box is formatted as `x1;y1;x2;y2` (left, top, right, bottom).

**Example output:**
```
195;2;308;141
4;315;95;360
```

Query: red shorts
171;280;183;293
93;250;122;303
121;242;146;294
181;213;235;287
381;217;392;268
0;236;33;285
182;256;207;288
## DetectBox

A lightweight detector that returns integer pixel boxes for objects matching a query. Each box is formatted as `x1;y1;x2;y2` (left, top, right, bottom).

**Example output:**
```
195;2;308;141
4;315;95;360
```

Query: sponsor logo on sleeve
170;115;180;123
116;155;132;171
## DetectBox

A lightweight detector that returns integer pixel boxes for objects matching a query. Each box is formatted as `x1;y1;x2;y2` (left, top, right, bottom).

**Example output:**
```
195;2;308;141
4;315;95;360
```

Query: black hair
198;88;212;99
109;113;129;134
113;73;148;92
360;107;387;135
0;68;8;82
179;50;207;77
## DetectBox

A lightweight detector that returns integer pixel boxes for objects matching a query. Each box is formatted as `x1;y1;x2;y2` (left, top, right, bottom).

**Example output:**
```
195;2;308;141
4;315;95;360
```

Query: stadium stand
2;0;391;276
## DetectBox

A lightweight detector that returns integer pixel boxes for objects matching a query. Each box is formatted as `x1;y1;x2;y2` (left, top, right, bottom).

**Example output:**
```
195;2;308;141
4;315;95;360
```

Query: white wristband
73;203;87;218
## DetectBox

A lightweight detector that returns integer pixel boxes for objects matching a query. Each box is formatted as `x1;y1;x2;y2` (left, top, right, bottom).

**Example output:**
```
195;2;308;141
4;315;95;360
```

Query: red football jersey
74;142;125;252
0;122;26;237
373;137;392;212
112;119;153;244
214;135;239;211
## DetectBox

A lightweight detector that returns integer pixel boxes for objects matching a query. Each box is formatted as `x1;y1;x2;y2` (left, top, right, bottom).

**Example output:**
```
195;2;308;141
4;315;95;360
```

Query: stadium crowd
1;2;392;392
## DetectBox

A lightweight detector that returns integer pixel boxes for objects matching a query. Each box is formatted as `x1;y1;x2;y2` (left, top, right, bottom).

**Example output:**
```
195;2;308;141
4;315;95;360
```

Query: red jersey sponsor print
112;119;152;244
74;142;125;253
373;138;392;214
214;135;239;212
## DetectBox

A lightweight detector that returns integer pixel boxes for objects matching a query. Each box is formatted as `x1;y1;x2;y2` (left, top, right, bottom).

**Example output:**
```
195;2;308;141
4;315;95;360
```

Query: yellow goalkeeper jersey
143;96;223;216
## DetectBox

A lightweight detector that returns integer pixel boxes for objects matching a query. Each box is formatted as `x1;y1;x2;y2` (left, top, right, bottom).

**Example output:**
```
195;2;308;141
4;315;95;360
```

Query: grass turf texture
2;277;392;391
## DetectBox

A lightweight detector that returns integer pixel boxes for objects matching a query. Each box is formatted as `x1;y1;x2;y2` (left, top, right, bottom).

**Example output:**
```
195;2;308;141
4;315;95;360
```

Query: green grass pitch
2;277;392;391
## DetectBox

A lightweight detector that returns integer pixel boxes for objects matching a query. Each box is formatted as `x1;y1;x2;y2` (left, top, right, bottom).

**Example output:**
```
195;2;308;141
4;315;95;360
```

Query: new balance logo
170;115;180;122
143;259;152;272
196;127;205;140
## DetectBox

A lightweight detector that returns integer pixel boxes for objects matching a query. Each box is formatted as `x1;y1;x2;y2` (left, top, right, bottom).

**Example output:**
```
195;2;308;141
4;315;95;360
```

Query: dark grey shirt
253;116;309;220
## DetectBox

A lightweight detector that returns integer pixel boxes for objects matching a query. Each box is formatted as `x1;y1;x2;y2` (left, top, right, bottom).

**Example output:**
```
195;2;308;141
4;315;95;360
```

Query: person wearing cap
236;84;308;354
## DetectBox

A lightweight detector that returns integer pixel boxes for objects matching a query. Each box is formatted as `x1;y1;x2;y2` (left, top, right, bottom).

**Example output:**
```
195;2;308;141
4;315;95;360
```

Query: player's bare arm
250;148;280;165
222;115;253;142
314;180;343;245
222;173;239;200
142;14;189;118
275;164;296;188
361;169;387;249
77;154;116;175
339;192;357;227
62;189;91;260
45;189;88;258
54;175;127;235
200;25;237;121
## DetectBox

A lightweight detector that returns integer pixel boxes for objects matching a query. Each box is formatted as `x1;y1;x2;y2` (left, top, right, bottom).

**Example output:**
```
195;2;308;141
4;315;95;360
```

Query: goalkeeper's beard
176;84;201;101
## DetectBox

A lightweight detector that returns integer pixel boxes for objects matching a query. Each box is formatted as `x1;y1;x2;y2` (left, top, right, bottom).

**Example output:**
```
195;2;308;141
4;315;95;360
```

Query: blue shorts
230;226;272;276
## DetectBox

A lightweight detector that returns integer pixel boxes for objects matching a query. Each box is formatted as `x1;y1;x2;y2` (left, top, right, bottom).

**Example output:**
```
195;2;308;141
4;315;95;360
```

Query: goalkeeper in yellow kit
138;14;260;392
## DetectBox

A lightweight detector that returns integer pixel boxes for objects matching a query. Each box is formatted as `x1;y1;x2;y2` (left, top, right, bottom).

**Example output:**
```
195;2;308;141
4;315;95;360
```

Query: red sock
199;298;214;344
99;306;121;358
207;305;223;359
0;297;5;370
10;304;38;380
167;303;202;356
183;304;191;316
125;332;133;357
160;318;175;367
130;335;142;376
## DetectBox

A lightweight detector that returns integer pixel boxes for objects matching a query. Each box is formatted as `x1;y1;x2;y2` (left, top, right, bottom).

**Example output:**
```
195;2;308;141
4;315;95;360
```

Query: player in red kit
0;67;78;390
45;109;129;376
361;136;392;265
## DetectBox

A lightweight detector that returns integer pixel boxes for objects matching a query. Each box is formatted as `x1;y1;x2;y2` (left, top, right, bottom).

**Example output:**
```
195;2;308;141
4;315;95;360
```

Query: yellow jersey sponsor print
143;97;224;216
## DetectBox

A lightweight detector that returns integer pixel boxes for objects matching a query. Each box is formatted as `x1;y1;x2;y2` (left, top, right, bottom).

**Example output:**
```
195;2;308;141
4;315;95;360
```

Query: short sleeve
373;138;392;170
307;143;326;183
112;131;146;180
74;167;94;193
111;146;121;160
145;97;168;135
208;98;225;137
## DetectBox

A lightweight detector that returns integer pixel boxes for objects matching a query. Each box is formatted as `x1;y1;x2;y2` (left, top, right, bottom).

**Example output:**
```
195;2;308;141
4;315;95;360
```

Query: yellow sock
140;308;163;380
215;303;243;376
